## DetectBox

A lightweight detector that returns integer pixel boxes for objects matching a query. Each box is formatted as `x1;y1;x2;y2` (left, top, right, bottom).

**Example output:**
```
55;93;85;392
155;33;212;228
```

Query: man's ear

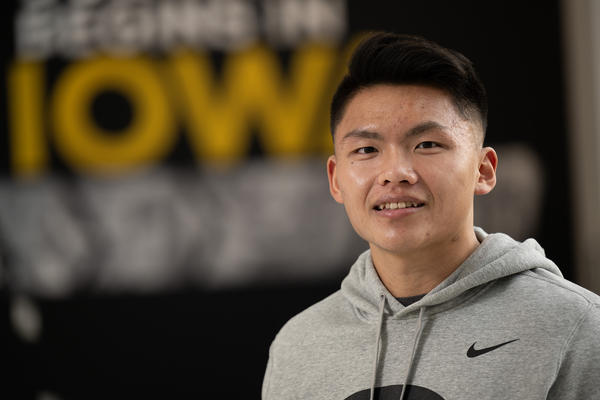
475;147;498;195
327;155;344;204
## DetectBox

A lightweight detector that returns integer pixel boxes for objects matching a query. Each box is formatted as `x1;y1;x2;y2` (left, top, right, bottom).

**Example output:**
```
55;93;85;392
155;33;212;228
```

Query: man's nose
376;154;418;186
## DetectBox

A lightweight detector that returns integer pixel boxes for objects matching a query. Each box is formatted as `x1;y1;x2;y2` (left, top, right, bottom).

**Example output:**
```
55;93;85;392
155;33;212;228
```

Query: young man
262;32;600;400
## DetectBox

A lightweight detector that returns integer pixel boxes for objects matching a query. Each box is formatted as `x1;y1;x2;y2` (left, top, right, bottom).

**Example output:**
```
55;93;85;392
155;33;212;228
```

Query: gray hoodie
262;228;600;399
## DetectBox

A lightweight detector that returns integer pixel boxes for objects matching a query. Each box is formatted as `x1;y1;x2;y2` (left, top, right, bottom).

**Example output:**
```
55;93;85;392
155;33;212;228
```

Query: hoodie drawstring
369;298;426;400
399;306;426;400
369;294;386;400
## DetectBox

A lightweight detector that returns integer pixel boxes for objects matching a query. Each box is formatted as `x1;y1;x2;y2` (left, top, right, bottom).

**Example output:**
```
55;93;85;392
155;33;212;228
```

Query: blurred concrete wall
563;0;600;294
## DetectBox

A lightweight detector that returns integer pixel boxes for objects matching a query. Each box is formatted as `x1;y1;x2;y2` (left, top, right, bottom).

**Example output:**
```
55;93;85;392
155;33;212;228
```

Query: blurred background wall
562;0;600;296
1;0;598;398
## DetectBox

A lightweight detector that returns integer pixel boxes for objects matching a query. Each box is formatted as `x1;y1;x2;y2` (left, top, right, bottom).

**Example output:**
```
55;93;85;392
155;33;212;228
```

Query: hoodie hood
341;227;563;322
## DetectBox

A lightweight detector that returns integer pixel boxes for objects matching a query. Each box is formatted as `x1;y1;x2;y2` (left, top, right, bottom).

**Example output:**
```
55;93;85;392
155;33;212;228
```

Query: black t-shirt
395;294;426;307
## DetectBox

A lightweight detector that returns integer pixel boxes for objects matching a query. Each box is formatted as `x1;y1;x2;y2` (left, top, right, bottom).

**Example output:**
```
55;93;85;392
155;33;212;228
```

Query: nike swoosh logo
467;338;519;358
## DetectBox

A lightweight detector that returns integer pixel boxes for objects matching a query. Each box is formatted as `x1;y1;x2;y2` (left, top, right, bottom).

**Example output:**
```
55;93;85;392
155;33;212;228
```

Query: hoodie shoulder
520;267;600;307
272;290;354;347
487;266;600;337
264;289;375;400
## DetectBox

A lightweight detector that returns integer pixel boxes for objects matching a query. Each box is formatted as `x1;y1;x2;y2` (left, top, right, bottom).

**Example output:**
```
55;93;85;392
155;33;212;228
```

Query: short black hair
330;32;488;139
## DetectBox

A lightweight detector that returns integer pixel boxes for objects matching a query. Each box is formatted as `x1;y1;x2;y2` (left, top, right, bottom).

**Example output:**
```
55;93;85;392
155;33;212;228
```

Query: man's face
327;84;496;256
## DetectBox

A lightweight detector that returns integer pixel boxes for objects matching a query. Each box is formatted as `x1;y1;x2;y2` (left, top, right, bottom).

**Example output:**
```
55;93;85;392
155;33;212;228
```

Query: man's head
330;32;488;145
326;32;497;258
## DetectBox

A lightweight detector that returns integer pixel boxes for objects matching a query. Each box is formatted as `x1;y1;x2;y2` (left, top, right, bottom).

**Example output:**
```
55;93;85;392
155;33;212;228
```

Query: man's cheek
347;169;372;187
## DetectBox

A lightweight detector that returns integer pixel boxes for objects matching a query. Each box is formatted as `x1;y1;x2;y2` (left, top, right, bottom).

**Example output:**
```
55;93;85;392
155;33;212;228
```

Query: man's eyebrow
340;129;383;142
404;121;448;138
340;121;448;142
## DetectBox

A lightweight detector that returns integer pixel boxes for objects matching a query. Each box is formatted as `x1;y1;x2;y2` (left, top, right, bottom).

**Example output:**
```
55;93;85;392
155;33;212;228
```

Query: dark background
2;0;570;398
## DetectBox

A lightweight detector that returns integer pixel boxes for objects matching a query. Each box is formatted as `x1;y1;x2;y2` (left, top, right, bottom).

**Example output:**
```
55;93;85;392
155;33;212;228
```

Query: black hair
330;32;488;139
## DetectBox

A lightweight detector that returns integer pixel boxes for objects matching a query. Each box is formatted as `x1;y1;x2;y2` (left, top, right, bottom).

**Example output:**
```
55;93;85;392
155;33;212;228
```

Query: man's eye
416;141;439;149
356;146;377;154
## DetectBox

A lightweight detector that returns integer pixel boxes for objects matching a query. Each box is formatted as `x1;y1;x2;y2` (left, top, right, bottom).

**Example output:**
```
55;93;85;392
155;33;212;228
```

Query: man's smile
371;195;427;214
374;201;425;210
371;197;427;219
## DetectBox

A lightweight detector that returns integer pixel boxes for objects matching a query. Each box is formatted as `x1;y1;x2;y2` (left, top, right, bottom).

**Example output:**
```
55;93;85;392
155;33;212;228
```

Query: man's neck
370;230;480;298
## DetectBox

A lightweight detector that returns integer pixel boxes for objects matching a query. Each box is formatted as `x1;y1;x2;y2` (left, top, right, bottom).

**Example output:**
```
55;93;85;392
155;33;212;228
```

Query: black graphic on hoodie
345;384;445;399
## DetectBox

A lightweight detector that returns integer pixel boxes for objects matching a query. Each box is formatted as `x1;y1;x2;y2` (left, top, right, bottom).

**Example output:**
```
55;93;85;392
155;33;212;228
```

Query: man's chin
368;237;425;256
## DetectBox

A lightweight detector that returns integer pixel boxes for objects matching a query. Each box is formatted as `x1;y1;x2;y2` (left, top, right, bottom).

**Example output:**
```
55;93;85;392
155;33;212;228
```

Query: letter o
51;57;175;174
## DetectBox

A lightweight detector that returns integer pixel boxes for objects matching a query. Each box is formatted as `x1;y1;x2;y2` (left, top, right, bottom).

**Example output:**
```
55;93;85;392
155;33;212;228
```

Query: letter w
169;44;336;163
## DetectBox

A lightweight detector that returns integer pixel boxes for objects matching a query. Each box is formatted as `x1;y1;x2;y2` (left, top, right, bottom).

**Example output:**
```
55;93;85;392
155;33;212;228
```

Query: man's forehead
338;85;453;124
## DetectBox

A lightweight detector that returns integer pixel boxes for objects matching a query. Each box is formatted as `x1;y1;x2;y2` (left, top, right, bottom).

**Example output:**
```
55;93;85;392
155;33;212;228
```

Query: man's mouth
374;201;425;210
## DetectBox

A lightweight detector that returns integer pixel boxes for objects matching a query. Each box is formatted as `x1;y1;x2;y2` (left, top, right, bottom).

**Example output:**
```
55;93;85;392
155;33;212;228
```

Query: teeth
377;201;421;210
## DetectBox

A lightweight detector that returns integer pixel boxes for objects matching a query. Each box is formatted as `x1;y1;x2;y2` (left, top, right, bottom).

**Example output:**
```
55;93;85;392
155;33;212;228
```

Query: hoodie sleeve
547;303;600;399
262;343;275;400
